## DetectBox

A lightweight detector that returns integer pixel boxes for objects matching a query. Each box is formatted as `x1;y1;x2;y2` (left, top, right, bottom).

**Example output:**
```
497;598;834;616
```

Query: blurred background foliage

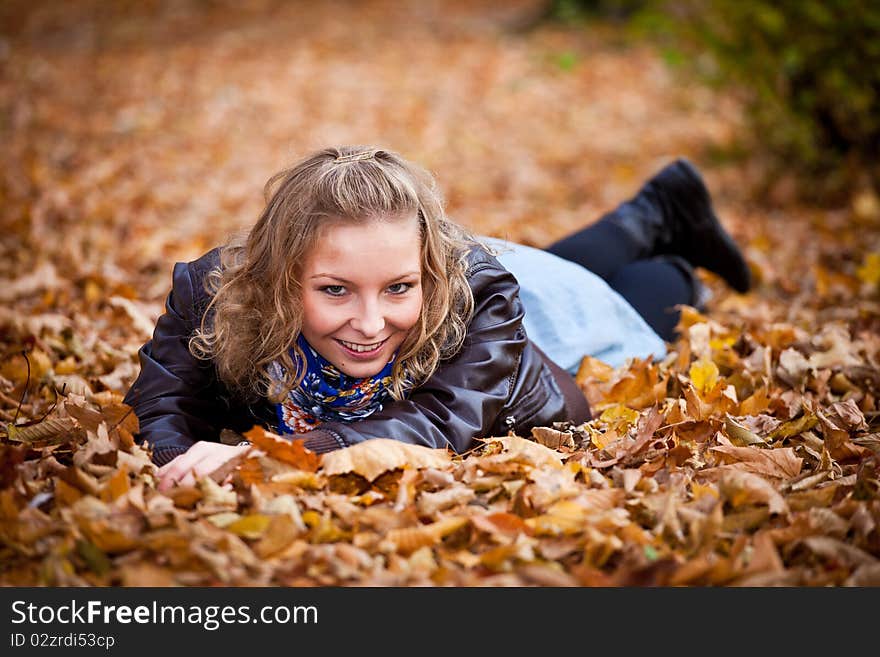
546;0;880;204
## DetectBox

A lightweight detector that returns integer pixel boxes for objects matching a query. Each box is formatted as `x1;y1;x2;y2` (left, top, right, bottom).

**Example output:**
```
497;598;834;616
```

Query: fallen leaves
1;0;879;587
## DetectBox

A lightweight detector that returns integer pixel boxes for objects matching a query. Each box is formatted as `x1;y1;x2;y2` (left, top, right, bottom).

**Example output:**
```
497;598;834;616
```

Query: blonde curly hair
189;145;476;403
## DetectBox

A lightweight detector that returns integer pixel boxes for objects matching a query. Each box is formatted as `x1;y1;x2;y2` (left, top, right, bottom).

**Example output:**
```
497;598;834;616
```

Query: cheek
396;296;423;330
301;293;341;335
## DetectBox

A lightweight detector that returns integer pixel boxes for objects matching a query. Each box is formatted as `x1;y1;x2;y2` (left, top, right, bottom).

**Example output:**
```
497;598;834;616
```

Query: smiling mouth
337;338;387;353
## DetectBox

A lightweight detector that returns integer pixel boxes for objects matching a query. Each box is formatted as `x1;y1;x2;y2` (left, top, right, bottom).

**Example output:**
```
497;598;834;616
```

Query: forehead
304;214;422;274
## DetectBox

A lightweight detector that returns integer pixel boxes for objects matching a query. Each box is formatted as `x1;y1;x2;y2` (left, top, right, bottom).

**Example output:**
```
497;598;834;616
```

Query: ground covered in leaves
1;0;879;586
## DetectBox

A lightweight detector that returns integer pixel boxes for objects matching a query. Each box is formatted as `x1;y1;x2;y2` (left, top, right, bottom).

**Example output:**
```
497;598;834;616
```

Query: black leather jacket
124;244;591;465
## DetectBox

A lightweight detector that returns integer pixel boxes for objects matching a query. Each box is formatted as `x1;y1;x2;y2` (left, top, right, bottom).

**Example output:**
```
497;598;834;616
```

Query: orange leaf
244;426;320;472
470;512;532;538
99;466;130;502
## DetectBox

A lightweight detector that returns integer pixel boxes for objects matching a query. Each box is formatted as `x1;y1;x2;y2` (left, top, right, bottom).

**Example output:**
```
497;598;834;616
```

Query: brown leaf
710;439;803;479
320;438;450;482
253;514;302;559
416;485;475;517
384;516;468;554
64;402;104;433
816;408;872;461
0;263;60;302
99;466;130;502
718;470;789;515
523;467;581;510
724;414;766;446
119;562;179;587
777;347;811;387
97;360;139;393
518;562;579;586
6;417;81;446
531;426;575;449
100;402;140;435
58;466;101;496
800;536;877;568
53;478;84;506
164;486;202;509
738;386;771;416
824;399;869;432
197;476;237;512
470;512;532;540
845;564;880;586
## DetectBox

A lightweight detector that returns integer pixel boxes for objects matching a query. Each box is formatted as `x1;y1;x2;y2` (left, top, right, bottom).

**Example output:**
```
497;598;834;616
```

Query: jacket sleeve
123;261;227;465
302;258;527;455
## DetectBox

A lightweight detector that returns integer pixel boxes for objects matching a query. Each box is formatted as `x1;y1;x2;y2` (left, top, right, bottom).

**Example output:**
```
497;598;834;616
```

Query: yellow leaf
226;514;272;540
690;481;719;503
689;358;719;393
525;501;586;536
590;427;617;450
709;335;737;351
856;252;880;288
598;404;640;427
767;413;818;440
301;510;322;528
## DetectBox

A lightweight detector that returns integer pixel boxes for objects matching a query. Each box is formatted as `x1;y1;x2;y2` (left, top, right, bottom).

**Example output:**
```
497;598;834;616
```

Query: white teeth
340;340;383;353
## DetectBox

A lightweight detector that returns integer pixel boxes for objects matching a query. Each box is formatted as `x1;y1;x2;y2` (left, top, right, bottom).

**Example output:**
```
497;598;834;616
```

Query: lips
340;339;384;352
335;337;388;357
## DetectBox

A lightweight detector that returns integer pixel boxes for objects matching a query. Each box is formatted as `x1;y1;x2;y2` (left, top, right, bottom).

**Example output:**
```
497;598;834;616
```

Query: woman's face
299;213;423;379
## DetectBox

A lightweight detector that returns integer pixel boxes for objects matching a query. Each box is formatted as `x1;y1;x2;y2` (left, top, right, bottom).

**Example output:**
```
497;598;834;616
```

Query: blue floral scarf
270;334;403;434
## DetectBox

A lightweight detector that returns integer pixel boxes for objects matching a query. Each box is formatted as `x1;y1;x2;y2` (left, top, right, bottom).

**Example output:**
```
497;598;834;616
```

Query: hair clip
334;150;377;163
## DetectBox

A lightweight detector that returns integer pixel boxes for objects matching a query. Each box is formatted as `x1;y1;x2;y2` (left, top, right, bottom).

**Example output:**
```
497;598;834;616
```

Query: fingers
157;441;250;492
158;443;212;491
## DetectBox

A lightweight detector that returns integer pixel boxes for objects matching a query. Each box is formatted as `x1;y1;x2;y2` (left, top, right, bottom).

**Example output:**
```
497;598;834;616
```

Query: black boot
602;158;752;293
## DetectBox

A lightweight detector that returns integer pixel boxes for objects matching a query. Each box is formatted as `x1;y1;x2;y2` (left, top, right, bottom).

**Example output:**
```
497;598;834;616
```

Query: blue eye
388;282;413;295
322;285;346;297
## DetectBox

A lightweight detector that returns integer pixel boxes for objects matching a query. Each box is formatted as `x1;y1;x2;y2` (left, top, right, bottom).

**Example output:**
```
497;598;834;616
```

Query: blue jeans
546;219;699;342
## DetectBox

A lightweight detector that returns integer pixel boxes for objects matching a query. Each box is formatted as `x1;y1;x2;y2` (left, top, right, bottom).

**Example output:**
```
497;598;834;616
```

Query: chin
343;366;385;378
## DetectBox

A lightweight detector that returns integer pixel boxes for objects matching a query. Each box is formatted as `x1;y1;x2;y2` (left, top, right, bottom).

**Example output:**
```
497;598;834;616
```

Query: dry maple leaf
244;426;320;472
320;438;451;482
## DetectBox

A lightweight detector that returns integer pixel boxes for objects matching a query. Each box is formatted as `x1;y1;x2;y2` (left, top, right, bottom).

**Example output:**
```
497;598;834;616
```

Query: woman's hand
157;441;250;492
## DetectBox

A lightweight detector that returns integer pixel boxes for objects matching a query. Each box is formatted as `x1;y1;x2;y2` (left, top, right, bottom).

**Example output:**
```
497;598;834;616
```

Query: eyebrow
309;271;421;285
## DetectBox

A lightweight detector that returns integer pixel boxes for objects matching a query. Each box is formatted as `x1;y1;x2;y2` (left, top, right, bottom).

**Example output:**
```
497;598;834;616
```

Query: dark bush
549;0;880;202
548;0;650;23
643;1;880;202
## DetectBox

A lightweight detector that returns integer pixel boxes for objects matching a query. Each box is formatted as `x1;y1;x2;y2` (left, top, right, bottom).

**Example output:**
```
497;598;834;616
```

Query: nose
350;298;386;338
